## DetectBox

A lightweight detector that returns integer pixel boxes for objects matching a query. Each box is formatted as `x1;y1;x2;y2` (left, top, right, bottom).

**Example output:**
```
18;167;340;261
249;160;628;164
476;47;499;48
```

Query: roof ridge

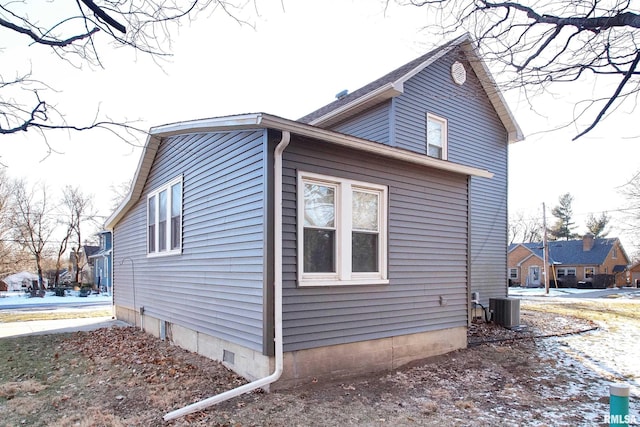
297;35;469;125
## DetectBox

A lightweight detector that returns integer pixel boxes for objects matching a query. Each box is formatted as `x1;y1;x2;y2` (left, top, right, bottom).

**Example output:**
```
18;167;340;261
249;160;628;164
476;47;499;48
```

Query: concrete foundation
115;306;466;390
276;326;466;389
115;306;271;382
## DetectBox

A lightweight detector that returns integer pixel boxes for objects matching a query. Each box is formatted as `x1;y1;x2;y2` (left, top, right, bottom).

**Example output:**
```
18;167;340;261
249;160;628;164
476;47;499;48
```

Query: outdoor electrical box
489;297;520;328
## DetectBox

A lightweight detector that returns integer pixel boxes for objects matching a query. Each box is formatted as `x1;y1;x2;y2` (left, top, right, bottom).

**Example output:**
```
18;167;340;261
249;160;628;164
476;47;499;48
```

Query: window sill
147;249;182;258
298;278;389;287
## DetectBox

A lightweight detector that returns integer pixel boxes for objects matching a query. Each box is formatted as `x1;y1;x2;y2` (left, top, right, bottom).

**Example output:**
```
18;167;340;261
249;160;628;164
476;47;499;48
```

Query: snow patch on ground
0;290;112;306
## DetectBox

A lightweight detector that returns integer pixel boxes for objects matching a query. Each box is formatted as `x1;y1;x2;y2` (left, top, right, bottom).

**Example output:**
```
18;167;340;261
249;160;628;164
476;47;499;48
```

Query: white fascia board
460;41;524;143
308;83;403;127
394;36;466;86
150;113;265;137
261;115;493;178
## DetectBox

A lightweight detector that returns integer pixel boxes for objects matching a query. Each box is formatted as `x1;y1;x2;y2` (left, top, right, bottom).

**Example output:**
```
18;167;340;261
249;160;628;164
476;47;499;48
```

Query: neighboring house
89;231;113;295
508;234;630;288
70;245;100;285
106;34;522;388
1;271;44;291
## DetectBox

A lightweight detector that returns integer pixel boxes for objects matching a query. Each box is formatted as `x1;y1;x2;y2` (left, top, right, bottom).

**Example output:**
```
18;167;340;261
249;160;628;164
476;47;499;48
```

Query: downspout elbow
163;130;290;422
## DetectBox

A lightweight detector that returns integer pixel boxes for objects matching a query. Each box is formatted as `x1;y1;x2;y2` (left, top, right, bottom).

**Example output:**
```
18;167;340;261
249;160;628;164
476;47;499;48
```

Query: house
629;260;640;287
1;271;43;291
69;245;100;285
106;34;522;388
88;231;113;294
508;234;630;288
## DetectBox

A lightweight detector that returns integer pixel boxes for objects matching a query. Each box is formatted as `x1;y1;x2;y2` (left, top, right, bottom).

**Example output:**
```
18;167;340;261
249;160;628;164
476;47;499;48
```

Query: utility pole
542;202;549;295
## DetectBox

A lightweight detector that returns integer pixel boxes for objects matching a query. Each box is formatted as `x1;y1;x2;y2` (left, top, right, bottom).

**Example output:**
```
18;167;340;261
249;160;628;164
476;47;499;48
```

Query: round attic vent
451;61;466;85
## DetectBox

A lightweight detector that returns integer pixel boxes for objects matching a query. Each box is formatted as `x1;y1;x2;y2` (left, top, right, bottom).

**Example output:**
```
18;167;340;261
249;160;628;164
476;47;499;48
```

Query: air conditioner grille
489;297;520;328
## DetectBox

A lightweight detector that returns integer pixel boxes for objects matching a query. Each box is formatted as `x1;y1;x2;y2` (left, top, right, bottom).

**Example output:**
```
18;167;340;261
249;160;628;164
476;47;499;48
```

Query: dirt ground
1;298;638;426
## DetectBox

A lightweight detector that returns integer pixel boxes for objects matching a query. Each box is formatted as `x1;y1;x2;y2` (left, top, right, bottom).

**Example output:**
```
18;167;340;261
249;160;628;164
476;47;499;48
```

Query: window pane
427;145;442;158
304;183;335;228
171;216;181;250
159;190;167;222
427;119;443;147
427;117;444;159
148;224;155;252
304;229;335;273
352;232;378;272
158;190;167;251
171;183;181;250
352;191;378;231
148;196;156;252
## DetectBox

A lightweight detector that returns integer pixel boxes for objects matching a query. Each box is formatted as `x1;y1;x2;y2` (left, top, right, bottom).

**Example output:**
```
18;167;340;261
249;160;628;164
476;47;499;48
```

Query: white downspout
163;130;290;422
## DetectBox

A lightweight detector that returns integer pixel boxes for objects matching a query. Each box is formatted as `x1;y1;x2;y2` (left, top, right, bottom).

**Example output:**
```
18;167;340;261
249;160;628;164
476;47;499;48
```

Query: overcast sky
1;0;638;253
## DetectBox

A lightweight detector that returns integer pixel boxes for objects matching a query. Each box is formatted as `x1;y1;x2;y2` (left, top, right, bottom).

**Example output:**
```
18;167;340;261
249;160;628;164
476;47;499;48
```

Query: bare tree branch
395;0;640;138
0;0;250;147
573;50;640;140
79;0;126;33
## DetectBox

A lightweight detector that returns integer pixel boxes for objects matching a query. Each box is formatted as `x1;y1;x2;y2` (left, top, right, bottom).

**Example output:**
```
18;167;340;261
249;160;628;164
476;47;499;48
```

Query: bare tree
109;180;132;212
0;169;15;277
509;210;542;244
620;170;640;254
61;187;97;285
9;180;55;289
1;0;249;145
394;0;640;139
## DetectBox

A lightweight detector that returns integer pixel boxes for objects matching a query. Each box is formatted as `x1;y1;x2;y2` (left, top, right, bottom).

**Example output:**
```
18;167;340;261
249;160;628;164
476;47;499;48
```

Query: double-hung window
426;113;448;160
585;267;595;278
298;172;388;286
148;176;183;256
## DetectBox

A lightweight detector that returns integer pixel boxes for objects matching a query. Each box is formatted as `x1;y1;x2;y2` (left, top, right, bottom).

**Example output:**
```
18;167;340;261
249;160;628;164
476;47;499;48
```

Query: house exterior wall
330;102;391;145
326;48;508;307
518;256;544;287
630;263;640;287
112;129;269;353
600;241;630;286
396;51;509;307
507;245;538;286
281;136;470;352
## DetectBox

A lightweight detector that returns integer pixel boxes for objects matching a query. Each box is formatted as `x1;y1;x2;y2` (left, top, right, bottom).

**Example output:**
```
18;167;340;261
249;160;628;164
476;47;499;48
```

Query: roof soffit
106;113;493;229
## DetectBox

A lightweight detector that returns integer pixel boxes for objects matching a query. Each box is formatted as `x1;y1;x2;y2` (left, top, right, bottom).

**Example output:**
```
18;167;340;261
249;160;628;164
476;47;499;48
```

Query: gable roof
82;245;100;258
105;113;493;230
510;238;627;266
298;33;524;143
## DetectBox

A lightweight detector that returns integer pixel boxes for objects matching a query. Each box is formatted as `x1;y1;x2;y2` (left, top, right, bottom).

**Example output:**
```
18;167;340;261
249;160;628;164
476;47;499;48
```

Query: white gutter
163;130;290;422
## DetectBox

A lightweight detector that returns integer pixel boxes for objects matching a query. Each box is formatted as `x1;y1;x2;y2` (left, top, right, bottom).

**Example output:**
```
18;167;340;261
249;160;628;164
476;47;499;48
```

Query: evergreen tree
586;213;610;238
549;193;578;241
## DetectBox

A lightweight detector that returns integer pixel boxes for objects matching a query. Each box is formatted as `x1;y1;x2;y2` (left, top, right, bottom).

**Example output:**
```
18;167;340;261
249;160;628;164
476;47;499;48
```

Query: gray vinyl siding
330;102;391;144
113;130;268;352
391;50;508;306
281;137;469;351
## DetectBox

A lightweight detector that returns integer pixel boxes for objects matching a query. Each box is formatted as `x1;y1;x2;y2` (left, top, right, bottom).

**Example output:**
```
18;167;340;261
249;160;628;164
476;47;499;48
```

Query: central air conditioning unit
489;297;520;328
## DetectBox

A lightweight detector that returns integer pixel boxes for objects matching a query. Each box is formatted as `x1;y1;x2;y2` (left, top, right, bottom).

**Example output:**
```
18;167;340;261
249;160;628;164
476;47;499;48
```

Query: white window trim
147;175;183;258
297;171;388;287
584;267;595;277
558;267;576;277
426;112;448;160
509;268;518;279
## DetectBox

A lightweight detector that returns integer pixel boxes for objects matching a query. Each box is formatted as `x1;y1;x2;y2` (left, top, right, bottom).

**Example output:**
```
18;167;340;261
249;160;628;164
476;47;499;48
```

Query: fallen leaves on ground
0;304;632;426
